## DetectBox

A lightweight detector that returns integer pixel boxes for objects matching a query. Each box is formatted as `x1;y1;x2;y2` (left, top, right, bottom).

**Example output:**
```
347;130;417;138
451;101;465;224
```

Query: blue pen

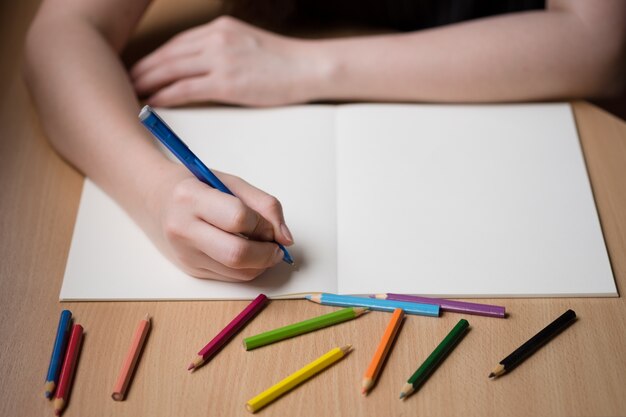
44;310;72;398
139;105;294;265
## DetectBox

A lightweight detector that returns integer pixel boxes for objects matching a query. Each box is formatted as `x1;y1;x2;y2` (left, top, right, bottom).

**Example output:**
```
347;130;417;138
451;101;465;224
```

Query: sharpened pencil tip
488;373;495;379
304;295;311;300
361;388;368;396
399;393;406;400
188;363;195;371
54;410;61;416
45;391;52;399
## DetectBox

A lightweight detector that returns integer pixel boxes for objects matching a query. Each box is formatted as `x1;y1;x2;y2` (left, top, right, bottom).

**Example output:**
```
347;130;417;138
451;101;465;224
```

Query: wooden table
1;2;625;416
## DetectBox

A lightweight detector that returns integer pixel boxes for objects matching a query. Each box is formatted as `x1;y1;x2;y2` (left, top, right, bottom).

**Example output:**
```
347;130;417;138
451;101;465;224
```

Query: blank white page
61;106;337;300
335;103;616;297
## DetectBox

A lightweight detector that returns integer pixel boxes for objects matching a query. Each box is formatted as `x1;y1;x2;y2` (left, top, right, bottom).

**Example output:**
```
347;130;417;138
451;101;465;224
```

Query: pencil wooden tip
44;381;56;398
354;307;369;316
54;410;61;416
489;364;505;378
188;363;195;371
340;344;352;354
399;384;414;400
143;314;151;321
306;294;322;303
374;294;387;299
361;378;374;395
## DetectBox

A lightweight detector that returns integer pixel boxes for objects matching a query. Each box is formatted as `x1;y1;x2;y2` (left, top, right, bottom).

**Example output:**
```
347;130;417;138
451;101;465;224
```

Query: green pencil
243;307;368;350
400;319;469;400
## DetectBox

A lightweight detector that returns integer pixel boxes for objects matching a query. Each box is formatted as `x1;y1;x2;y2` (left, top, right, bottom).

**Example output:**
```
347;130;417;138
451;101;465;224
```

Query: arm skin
130;0;626;107
23;0;294;281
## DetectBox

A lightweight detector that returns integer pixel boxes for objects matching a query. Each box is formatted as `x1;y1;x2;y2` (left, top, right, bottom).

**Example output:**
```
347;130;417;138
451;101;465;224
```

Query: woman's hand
130;16;329;107
146;164;294;281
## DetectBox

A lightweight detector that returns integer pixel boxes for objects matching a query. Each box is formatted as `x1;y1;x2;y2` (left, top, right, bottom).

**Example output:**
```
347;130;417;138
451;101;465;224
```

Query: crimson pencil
53;324;83;416
188;294;268;371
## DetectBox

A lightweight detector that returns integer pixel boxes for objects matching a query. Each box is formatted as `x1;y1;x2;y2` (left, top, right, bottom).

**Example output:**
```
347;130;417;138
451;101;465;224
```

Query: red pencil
188;294;268;371
53;324;83;416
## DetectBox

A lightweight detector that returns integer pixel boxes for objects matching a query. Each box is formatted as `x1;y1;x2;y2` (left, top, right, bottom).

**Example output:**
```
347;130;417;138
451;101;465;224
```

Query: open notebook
60;103;616;300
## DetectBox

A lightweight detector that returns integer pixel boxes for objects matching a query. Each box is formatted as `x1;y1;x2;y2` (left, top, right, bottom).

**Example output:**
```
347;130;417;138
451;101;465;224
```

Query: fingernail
272;246;284;264
280;223;294;244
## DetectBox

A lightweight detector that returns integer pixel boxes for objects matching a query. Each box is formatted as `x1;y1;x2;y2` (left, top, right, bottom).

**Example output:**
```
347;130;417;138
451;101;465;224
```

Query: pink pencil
188;294;268;371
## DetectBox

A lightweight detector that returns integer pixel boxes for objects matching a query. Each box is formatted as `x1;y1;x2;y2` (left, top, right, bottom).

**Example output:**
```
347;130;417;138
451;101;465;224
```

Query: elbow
564;30;626;99
579;49;626;98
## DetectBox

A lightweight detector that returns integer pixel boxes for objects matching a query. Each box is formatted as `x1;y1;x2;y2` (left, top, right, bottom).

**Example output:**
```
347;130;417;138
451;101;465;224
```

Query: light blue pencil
305;293;439;317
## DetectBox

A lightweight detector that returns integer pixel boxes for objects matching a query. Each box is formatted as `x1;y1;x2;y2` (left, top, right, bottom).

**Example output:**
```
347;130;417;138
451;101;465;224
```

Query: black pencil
489;309;577;379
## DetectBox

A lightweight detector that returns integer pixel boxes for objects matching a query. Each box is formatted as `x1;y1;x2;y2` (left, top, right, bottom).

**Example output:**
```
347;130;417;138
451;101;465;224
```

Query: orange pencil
361;308;404;395
111;315;151;401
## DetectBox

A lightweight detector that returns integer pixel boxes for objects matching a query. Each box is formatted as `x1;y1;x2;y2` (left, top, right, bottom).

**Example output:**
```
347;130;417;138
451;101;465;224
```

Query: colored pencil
53;324;83;416
489;309;576;379
400;319;469;400
375;293;506;318
306;293;439;317
361;308;404;395
189;294;268;371
243;307;367;350
246;345;352;413
45;310;72;399
111;315;151;401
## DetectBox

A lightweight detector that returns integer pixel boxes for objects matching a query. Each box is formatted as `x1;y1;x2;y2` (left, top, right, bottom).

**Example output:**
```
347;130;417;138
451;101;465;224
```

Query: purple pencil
374;293;506;318
188;294;269;371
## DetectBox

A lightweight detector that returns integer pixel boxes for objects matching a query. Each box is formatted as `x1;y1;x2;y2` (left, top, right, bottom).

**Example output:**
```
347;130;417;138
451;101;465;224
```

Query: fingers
130;26;207;79
184;218;284;270
145;75;212;107
184;185;276;242
174;247;268;282
133;54;209;96
218;173;294;246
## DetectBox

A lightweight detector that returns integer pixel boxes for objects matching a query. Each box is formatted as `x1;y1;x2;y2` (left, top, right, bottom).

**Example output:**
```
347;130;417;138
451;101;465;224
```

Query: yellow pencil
245;345;352;413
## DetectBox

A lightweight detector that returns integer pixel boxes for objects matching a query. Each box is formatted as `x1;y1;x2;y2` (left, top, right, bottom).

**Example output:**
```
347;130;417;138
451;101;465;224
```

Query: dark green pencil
400;319;469;400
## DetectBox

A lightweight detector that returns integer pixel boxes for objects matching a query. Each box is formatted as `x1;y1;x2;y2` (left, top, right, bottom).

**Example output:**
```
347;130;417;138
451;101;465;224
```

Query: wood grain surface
1;1;625;416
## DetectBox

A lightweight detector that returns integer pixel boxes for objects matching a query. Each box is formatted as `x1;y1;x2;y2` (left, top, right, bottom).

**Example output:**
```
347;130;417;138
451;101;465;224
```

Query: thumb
217;172;294;245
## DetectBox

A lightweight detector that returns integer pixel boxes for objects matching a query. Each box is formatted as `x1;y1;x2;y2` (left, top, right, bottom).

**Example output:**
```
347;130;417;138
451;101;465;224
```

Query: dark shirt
295;0;546;31
227;0;546;32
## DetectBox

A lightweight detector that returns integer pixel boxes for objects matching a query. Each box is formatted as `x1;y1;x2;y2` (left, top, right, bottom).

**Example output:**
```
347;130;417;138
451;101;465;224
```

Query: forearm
23;5;169;218
310;8;625;102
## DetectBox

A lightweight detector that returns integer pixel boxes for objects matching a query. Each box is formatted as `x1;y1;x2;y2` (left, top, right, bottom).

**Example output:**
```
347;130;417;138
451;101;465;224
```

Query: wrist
294;38;343;102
